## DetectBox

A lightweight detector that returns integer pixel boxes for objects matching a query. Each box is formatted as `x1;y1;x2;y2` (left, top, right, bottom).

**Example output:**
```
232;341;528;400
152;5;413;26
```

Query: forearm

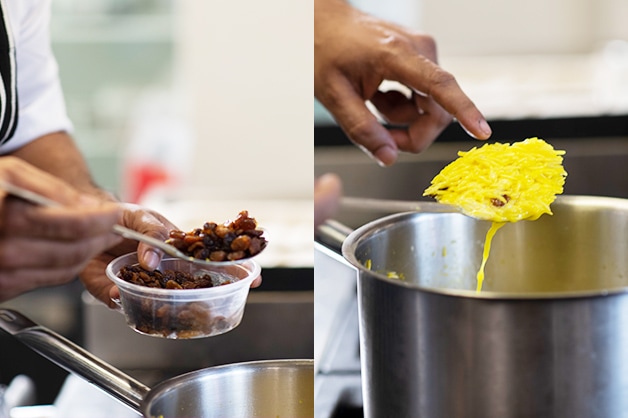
8;131;117;202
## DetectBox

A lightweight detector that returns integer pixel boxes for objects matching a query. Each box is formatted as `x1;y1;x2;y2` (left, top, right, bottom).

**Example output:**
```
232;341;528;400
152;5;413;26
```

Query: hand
314;0;491;166
80;205;262;308
315;173;342;228
0;157;123;301
79;204;180;308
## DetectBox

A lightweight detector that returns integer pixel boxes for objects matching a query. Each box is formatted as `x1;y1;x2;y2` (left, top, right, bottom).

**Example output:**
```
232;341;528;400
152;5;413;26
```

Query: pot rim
142;359;314;415
341;194;628;301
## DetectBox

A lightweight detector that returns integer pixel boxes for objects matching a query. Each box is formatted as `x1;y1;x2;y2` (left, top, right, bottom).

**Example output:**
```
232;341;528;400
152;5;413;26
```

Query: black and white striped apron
0;0;17;144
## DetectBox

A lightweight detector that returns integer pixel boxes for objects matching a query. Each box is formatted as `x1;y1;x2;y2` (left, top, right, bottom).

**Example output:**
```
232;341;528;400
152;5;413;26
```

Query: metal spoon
340;196;461;214
0;180;245;266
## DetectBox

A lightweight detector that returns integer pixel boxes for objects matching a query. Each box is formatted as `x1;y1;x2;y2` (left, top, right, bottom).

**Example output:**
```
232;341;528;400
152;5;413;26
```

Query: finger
0;233;122;269
138;248;162;271
319;75;399;166
314;173;343;228
403;31;439;63
1;199;122;240
387;93;452;154
250;275;262;288
369;90;419;125
80;256;119;309
119;204;173;270
0;266;84;302
0;156;96;207
108;286;120;309
383;54;492;140
119;204;172;240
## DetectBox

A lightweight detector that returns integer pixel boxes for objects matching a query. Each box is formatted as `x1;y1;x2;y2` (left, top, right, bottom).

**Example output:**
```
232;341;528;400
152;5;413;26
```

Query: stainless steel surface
315;374;362;418
313;244;360;375
313;244;363;418
323;195;628;418
0;181;257;267
0;309;314;418
340;196;459;215
0;309;148;412
144;360;314;418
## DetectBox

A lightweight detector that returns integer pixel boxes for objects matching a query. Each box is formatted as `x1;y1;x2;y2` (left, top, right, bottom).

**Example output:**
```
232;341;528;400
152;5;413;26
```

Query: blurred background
53;0;313;203
317;0;628;123
315;0;628;206
1;0;314;414
315;1;628;416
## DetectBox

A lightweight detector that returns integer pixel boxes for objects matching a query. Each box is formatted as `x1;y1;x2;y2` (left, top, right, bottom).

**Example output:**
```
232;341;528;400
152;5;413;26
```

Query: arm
314;0;491;166
8;131;184;305
0;156;123;301
10;131;113;199
0;2;184;304
10;132;261;305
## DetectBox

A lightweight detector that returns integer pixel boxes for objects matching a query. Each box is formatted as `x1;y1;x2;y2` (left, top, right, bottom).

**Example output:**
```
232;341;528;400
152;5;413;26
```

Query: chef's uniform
0;0;72;152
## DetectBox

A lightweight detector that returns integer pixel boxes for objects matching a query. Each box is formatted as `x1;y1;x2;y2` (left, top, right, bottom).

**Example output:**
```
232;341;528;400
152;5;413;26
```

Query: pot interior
345;195;628;295
144;360;314;418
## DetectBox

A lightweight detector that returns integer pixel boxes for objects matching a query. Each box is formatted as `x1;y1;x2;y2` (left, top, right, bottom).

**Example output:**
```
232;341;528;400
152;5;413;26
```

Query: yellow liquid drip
476;222;505;292
423;138;567;292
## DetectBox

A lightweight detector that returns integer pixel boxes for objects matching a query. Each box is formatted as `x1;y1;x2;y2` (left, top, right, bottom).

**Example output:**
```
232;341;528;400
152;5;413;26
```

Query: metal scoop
0;180;247;267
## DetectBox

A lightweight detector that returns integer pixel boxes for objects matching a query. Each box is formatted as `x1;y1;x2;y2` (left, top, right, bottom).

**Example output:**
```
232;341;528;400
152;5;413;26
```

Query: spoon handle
110;224;188;259
341;196;460;214
0;180;190;260
0;180;61;208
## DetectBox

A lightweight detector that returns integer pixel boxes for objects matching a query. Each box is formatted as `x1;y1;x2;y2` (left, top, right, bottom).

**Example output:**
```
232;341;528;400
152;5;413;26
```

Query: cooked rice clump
423;137;567;222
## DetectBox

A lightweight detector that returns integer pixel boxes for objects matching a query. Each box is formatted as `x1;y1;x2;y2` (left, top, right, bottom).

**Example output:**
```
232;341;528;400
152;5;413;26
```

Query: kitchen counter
443;47;628;120
139;196;313;268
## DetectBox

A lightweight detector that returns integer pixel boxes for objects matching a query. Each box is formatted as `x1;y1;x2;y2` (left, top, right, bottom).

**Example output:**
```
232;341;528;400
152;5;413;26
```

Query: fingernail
479;119;492;138
144;250;161;270
372;146;397;167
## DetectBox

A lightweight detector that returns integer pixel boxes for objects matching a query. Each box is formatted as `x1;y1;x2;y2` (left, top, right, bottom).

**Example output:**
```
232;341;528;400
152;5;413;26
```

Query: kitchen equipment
316;195;628;418
0;180;264;267
340;196;459;214
0;309;314;418
107;252;260;339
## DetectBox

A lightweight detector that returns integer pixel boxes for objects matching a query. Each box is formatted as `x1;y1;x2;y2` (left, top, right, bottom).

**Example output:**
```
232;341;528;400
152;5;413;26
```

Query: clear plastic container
106;253;260;339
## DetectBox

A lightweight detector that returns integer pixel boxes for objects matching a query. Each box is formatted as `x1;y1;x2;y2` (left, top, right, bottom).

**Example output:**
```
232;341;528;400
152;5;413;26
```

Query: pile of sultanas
118;265;224;289
165;210;267;261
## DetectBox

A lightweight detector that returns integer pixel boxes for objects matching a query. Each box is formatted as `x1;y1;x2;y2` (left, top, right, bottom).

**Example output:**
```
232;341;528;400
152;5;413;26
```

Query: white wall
422;0;597;56
345;0;628;120
353;0;628;57
174;0;313;200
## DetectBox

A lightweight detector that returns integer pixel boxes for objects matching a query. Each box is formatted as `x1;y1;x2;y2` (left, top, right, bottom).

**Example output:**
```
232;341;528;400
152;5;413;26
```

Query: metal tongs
340;196;461;214
0;180;241;266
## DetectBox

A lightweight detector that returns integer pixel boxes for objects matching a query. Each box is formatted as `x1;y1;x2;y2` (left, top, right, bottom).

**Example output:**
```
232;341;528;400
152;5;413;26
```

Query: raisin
162;211;267;261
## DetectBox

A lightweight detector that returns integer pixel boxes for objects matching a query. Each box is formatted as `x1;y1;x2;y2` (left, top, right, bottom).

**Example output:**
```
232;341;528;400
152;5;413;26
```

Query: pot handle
0;309;149;413
315;219;354;255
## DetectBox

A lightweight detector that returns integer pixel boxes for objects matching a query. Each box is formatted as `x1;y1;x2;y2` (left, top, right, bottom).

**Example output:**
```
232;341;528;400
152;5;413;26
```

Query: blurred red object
125;163;171;204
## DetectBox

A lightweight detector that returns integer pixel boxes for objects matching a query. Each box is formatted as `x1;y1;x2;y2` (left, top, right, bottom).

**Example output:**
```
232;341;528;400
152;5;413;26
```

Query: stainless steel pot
0;309;313;418
318;195;628;418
